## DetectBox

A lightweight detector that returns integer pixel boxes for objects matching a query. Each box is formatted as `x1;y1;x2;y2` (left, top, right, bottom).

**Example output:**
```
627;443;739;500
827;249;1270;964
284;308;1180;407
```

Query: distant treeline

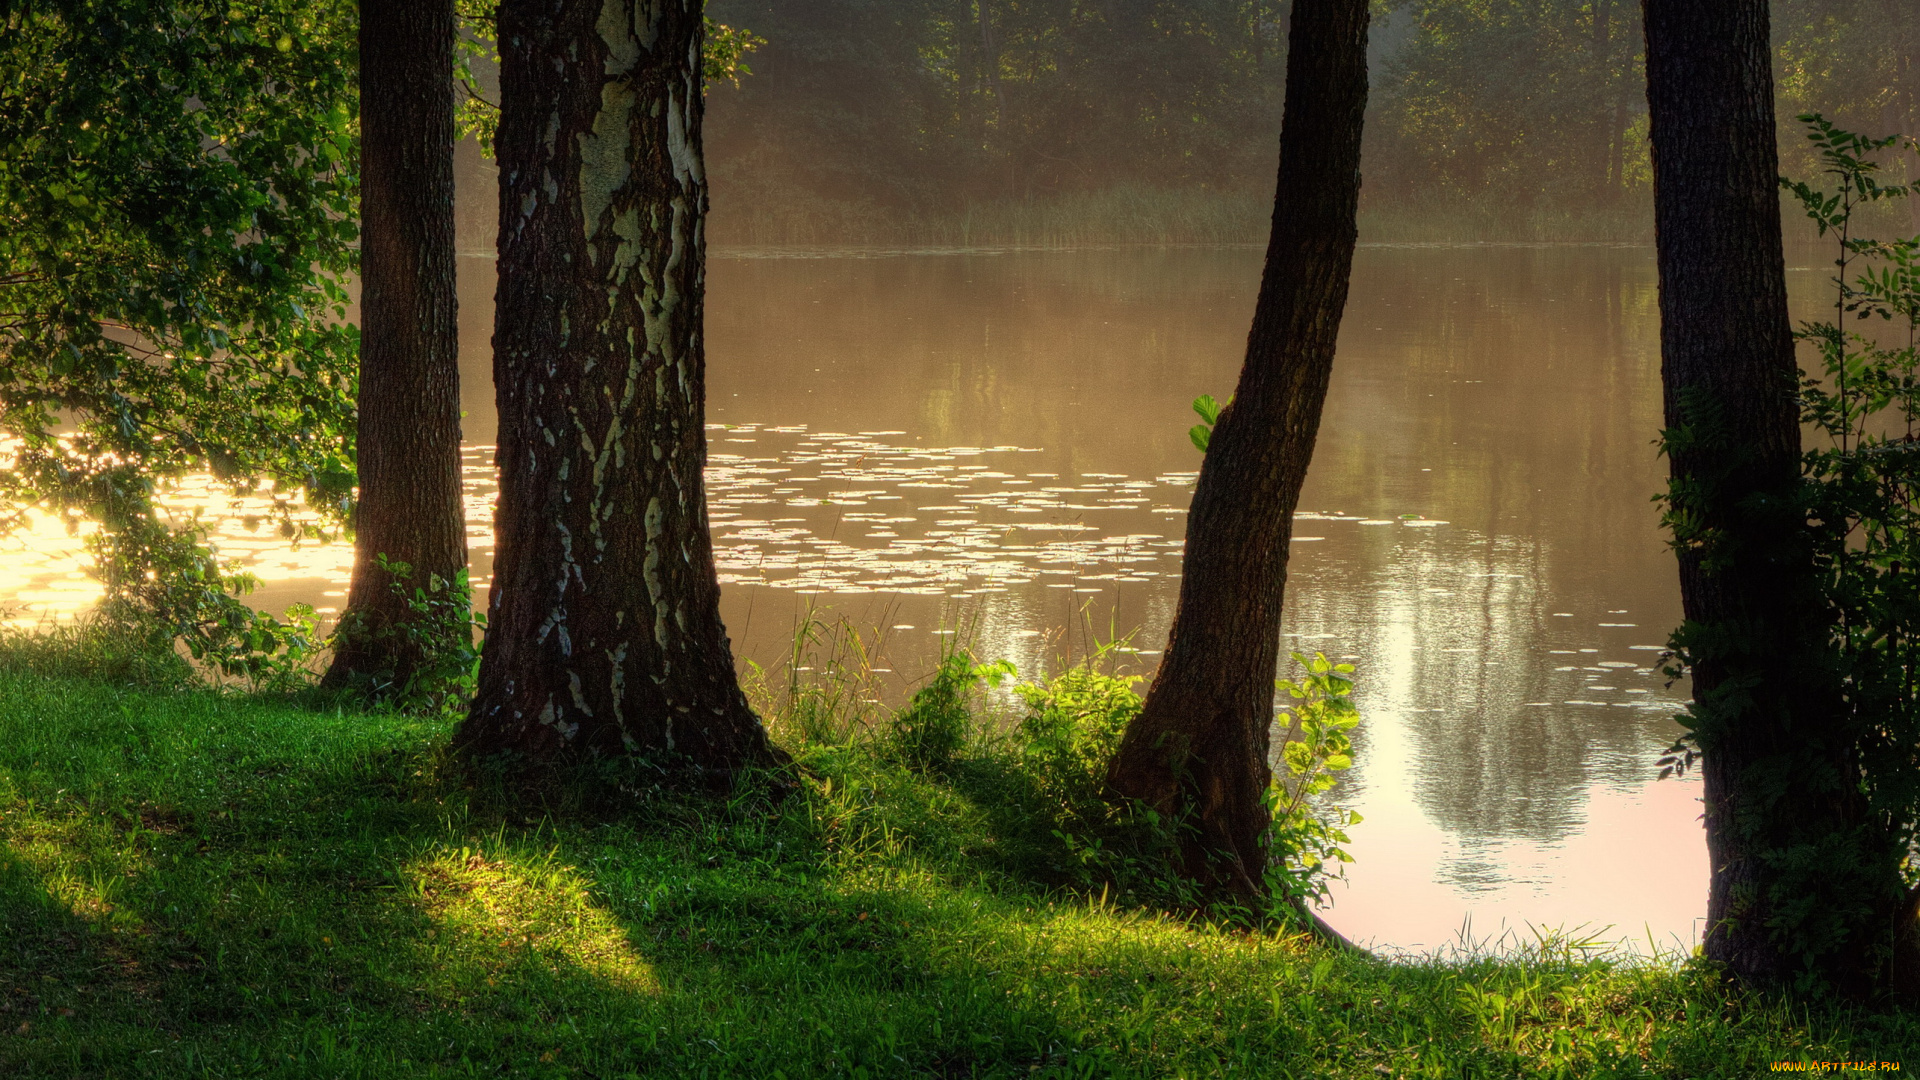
702;0;1919;244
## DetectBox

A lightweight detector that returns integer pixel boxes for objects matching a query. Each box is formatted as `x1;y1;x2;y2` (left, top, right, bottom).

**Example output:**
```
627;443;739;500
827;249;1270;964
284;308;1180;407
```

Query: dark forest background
696;0;1919;244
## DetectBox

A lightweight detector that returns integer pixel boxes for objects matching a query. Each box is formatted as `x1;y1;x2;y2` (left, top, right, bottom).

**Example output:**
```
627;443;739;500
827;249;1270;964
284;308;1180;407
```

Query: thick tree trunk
1643;0;1900;992
326;0;467;688
459;0;780;774
1105;0;1368;898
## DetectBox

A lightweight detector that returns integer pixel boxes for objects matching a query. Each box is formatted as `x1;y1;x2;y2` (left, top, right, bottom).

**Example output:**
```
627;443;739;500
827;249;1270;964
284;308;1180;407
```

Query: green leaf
1192;394;1224;425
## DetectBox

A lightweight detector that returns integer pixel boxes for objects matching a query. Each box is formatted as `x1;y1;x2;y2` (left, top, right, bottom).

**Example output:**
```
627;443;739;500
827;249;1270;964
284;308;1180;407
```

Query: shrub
89;512;322;692
888;647;1013;771
330;555;484;718
996;649;1364;924
1014;662;1141;835
1264;652;1363;911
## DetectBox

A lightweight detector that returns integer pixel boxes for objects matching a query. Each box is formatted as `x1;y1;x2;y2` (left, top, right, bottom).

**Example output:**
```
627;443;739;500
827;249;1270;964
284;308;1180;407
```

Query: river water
11;239;1826;955
697;243;1705;956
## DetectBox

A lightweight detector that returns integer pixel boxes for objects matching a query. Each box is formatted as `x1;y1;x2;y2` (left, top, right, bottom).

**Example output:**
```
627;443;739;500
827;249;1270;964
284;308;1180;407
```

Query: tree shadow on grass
0;690;1105;1078
4;676;1914;1079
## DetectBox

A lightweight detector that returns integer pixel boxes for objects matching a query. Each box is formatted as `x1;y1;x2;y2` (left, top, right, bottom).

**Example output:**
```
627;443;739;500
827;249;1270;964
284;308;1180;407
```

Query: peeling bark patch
569;670;594;716
595;0;647;73
578;81;634;242
666;87;699;188
608;642;633;748
643;496;671;650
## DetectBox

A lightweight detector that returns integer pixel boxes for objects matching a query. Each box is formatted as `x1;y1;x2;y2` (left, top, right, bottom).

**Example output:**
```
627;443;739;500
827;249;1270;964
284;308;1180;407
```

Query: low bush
887;648;1015;772
325;556;485;719
860;642;1364;929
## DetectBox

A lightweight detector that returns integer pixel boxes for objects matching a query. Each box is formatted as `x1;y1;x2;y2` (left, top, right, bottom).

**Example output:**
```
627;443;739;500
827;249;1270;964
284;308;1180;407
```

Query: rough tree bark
325;0;468;688
1643;0;1906;992
1105;0;1369;898
458;0;780;773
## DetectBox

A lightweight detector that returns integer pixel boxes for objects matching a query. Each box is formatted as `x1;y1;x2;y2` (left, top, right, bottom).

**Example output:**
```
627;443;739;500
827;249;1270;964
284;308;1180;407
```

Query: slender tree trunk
1600;0;1637;204
1904;37;1920;234
326;0;467;688
459;0;780;774
1105;0;1369;898
1643;0;1899;992
1895;10;1920;999
978;0;1004;130
1593;0;1612;199
1608;93;1628;200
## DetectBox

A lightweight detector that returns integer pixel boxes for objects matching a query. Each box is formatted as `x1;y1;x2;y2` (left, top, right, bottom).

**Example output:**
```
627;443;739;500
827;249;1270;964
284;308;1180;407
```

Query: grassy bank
0;641;1914;1077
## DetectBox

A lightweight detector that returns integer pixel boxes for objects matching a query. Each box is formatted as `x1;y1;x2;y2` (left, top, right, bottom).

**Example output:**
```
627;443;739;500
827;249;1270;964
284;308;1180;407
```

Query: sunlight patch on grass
404;844;662;998
1;807;153;937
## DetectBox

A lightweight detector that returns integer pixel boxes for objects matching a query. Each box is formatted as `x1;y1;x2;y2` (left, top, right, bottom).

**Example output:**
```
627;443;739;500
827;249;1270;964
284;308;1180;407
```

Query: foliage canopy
0;0;359;533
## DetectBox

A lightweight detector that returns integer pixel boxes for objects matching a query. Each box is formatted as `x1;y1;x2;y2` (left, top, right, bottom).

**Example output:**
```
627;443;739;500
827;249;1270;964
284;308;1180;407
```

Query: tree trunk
326;0;467;688
1593;0;1612;198
1252;3;1263;69
1607;92;1628;201
1904;27;1920;234
978;0;1004;130
1104;0;1369;898
459;0;780;775
1643;0;1900;992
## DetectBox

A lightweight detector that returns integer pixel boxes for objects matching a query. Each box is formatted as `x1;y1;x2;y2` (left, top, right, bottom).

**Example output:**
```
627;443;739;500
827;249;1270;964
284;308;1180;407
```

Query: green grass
0;653;1914;1077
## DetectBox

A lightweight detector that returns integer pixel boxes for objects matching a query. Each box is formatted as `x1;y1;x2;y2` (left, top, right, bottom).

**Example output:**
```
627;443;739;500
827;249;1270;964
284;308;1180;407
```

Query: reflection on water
3;242;1754;955
696;244;1711;951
